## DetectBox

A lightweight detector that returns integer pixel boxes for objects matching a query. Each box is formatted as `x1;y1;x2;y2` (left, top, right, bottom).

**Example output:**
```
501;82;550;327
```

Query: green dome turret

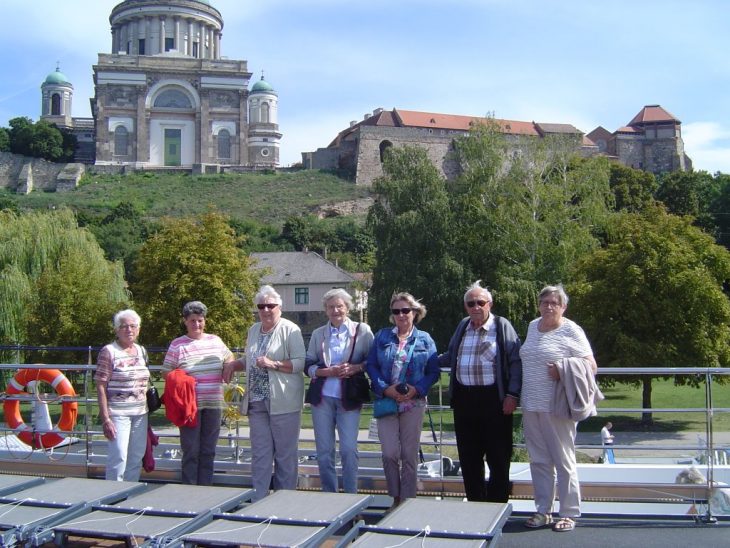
45;66;70;86
251;74;276;95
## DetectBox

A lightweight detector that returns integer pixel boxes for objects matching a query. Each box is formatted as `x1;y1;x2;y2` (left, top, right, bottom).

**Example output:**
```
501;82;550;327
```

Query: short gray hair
255;285;282;306
390;292;427;324
113;309;141;329
322;288;353;310
539;285;569;307
464;280;493;303
182;301;208;318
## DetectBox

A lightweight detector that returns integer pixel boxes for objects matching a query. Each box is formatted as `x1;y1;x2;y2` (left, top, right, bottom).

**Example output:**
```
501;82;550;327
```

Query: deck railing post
701;368;717;523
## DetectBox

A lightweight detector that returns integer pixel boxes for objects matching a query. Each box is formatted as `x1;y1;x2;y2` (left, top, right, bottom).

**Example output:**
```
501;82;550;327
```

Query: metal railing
0;347;728;519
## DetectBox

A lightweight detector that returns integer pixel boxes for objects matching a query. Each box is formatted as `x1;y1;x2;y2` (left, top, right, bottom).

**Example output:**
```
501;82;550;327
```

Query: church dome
251;76;276;94
45;68;70;85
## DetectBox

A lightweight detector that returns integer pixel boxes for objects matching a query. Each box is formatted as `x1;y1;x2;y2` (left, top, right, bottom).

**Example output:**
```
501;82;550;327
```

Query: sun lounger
178;489;372;547
345;498;511;547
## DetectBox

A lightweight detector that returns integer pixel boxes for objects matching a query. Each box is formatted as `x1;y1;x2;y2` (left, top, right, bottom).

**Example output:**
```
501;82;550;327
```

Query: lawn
2;170;371;225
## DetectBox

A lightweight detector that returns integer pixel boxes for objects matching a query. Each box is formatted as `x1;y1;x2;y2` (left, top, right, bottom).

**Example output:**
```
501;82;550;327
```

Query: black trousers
453;384;513;502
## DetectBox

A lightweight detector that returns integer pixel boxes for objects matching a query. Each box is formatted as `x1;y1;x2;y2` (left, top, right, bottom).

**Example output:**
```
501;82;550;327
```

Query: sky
1;0;728;173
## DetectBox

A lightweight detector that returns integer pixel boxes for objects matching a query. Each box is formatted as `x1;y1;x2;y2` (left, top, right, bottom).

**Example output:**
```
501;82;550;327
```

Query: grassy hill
0;170;371;225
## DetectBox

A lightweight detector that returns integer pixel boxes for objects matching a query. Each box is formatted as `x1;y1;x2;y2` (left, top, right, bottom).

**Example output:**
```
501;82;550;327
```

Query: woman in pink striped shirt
162;301;236;485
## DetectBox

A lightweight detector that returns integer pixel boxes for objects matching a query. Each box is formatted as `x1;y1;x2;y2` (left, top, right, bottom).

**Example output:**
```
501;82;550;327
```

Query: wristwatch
273;361;281;370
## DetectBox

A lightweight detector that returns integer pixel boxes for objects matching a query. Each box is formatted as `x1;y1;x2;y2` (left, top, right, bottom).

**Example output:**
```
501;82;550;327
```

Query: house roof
586;126;613;143
615;125;642;134
327;108;583;147
628;105;681;126
251;251;356;285
535;123;583;135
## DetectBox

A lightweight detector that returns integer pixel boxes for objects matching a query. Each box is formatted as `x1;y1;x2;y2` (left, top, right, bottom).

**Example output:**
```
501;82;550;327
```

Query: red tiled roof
628;105;681;126
395;109;541;136
615;126;641;134
586;126;612;142
327;108;584;148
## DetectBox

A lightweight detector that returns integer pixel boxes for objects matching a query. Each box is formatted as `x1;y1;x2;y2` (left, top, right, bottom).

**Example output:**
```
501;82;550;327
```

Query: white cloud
683;122;730;174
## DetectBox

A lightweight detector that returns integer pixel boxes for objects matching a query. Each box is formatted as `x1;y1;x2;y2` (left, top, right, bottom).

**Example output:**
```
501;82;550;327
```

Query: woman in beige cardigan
224;285;306;501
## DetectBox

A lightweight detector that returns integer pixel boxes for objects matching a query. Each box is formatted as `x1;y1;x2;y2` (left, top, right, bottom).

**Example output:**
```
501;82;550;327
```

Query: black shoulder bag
342;323;371;404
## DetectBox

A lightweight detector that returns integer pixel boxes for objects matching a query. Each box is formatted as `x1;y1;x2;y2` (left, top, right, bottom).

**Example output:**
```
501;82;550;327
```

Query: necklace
261;320;279;335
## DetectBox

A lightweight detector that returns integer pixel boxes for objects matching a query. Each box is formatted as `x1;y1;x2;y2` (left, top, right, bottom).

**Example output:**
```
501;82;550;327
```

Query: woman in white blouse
519;285;597;533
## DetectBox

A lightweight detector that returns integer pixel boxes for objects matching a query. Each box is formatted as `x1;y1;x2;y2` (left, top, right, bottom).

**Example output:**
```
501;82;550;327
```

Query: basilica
40;0;280;170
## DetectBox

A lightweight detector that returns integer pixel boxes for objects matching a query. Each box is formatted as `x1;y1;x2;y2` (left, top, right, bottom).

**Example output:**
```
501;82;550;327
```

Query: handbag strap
347;323;360;364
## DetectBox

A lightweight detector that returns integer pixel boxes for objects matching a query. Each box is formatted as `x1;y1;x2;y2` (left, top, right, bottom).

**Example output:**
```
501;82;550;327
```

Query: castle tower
40;65;74;129
247;74;281;166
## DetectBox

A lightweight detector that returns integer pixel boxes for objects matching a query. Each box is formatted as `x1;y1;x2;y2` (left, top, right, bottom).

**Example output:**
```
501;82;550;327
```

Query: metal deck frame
176;489;373;547
51;483;254;547
0;477;145;546
345;498;512;547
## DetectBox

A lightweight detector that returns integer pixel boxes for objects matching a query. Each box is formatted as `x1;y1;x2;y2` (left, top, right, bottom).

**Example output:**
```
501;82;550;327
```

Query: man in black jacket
437;281;523;502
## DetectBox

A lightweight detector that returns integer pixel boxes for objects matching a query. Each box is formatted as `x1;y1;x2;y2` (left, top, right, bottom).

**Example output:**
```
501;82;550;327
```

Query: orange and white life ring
3;368;78;449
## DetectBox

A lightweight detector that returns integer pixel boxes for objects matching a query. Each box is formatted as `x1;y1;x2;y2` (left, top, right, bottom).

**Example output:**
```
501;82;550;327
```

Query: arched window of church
261;103;270;124
153;88;193;109
218;129;231;159
379;140;393;163
114;126;128;156
51;93;62;116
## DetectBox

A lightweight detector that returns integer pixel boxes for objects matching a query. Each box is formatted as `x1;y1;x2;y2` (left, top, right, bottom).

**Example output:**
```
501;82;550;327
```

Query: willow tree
0;208;129;363
130;212;259;348
569;206;730;423
450;122;614;333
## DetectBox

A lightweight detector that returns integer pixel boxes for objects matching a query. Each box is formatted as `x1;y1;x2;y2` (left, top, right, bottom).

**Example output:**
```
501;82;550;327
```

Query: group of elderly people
97;281;597;532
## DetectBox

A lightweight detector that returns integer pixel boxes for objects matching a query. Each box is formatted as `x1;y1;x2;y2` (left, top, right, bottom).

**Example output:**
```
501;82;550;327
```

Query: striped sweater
162;334;232;410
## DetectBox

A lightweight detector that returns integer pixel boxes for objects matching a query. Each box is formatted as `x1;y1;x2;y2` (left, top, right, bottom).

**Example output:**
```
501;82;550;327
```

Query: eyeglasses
540;300;561;308
466;300;490;308
391;308;412;316
119;324;139;330
257;303;279;310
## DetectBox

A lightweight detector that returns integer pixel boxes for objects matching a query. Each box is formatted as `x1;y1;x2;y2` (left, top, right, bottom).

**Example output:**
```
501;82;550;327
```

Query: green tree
570;206;730;423
450;123;614;332
87;201;149;277
609;163;658;213
366;145;465;346
29;121;64;161
130;212;260;348
6;117;71;162
0;208;129;362
655;170;720;234
0;127;9;152
8;117;34;157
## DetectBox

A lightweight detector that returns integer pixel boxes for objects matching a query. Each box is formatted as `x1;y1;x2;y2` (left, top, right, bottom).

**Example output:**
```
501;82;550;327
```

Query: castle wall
0;152;68;192
354;126;462;185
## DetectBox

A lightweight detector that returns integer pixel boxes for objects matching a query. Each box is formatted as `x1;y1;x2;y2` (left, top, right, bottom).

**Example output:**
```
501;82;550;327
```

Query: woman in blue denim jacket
366;292;439;509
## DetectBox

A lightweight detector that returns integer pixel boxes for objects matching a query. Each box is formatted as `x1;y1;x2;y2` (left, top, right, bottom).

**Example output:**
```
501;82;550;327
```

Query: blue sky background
1;0;728;172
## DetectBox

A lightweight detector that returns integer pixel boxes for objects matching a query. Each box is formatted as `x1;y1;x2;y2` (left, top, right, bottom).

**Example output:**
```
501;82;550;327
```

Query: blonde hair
389;292;427;324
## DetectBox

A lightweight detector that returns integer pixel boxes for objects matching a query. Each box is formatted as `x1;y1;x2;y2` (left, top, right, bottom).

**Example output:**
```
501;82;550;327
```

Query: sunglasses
257;303;279;310
391;307;412;316
466;300;490;308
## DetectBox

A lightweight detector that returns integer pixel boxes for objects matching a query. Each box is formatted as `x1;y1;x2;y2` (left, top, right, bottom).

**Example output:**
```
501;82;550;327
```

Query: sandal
524;513;553;528
553;517;575;532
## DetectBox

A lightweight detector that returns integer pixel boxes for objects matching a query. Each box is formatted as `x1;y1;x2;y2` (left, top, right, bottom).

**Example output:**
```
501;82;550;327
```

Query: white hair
464;280;493;303
322;288;353;310
113;309;141;329
255;285;283;306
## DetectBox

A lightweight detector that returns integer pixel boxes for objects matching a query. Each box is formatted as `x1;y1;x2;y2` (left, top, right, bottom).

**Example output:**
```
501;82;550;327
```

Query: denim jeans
106;413;147;481
179;407;222;485
311;396;361;493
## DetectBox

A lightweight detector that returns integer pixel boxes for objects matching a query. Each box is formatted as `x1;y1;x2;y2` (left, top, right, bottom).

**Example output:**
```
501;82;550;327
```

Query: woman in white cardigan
224;285;306;501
